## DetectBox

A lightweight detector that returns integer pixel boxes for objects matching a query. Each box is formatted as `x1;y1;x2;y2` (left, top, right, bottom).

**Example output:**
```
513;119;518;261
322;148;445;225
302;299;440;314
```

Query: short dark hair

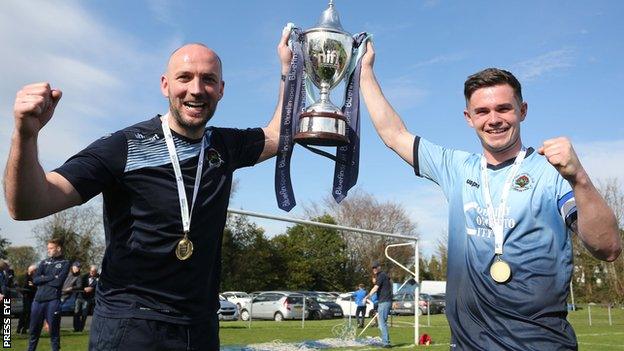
464;68;522;104
48;238;64;248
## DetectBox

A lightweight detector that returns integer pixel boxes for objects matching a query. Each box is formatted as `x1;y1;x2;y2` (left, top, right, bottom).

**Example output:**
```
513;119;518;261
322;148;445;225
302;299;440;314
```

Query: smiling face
464;84;527;164
160;44;224;138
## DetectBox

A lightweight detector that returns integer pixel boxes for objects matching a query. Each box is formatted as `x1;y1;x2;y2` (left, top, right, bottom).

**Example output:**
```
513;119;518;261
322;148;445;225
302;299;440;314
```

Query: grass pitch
8;306;624;350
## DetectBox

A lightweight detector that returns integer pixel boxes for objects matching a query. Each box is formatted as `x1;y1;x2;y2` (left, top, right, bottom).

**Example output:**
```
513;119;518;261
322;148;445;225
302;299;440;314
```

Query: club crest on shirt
512;173;532;192
55;263;62;269
206;148;224;168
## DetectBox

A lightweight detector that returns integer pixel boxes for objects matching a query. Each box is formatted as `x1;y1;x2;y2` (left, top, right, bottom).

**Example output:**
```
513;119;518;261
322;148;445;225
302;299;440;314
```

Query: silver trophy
294;0;354;147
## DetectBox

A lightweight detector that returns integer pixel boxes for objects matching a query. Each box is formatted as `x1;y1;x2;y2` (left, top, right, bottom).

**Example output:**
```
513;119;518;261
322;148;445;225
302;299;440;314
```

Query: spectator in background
0;261;8;299
74;265;98;332
84;265;99;313
353;283;367;328
28;238;70;351
3;260;16;290
17;264;38;334
365;261;393;348
61;261;81;304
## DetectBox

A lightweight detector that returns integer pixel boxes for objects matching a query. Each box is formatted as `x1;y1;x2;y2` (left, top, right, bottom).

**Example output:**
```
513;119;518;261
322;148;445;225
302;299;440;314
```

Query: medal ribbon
162;113;206;235
480;149;526;256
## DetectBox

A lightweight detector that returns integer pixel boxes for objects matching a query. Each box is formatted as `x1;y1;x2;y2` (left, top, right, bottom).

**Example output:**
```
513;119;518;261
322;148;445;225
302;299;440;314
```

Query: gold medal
490;258;511;283
175;234;194;260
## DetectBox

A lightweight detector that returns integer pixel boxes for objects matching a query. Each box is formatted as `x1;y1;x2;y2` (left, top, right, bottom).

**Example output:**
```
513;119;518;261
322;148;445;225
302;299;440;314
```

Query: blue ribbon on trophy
275;1;371;211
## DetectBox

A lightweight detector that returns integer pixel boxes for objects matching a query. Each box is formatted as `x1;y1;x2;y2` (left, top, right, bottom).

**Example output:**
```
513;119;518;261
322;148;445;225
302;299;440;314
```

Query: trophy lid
312;0;348;33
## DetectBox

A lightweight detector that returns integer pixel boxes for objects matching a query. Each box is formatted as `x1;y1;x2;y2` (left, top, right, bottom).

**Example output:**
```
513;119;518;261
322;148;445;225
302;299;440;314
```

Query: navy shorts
88;313;219;351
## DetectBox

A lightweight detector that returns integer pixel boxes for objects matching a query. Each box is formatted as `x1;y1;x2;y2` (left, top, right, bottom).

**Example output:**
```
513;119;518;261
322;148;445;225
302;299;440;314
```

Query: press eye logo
206;149;224;168
513;173;532;191
3;298;11;348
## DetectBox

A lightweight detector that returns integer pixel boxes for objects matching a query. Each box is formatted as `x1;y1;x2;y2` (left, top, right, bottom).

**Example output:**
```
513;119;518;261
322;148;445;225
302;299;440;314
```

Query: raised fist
13;82;62;137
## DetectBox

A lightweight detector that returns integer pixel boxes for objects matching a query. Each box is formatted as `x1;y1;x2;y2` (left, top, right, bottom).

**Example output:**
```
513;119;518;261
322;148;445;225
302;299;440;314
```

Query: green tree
571;179;624;303
33;206;104;266
6;246;38;276
305;189;418;288
271;215;350;291
221;214;280;292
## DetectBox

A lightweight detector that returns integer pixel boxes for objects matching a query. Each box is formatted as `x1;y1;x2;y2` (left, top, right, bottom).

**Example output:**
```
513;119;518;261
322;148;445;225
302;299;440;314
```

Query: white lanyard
480;149;526;256
162;114;206;235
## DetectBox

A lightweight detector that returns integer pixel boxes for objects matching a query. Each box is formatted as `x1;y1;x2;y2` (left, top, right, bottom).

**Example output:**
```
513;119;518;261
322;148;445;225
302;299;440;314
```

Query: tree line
2;181;623;303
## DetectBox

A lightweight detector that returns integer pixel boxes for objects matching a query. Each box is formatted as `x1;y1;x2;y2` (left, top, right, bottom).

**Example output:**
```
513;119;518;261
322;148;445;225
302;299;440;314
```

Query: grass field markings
577;332;624;337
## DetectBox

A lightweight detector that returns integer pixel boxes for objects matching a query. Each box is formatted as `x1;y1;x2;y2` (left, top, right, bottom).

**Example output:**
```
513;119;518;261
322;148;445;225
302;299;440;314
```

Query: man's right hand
361;41;375;71
14;82;62;138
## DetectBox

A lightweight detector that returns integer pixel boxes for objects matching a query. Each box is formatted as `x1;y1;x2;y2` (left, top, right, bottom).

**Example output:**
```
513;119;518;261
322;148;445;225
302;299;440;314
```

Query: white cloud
0;1;166;249
513;48;575;81
575;139;624;185
391;183;449;258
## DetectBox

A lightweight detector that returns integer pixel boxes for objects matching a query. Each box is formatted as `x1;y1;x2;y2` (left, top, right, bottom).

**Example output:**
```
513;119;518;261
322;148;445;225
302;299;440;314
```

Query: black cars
297;291;344;319
391;292;445;315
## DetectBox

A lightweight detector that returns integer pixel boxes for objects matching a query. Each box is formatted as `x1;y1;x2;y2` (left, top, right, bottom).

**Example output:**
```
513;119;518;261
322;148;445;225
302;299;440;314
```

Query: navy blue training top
54;115;264;324
33;256;70;302
375;271;392;303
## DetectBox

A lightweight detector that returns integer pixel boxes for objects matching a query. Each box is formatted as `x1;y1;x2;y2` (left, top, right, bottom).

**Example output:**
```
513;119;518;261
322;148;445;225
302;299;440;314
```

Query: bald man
5;32;292;350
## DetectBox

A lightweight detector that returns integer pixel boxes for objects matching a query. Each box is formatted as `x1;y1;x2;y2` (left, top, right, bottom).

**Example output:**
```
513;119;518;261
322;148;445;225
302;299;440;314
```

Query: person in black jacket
17;264;37;334
27;238;70;351
72;263;92;332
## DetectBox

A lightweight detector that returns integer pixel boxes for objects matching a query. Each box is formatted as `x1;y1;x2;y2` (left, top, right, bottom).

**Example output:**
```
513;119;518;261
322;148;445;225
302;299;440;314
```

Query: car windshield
316;295;335;302
286;296;303;304
236;293;250;298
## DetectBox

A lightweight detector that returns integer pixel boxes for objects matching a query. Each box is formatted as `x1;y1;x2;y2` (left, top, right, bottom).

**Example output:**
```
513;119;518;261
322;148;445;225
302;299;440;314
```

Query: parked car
218;295;239;321
304;297;323;320
391;293;445;316
296;292;344;319
60;294;77;316
336;292;374;317
239;291;308;322
221;291;252;312
429;293;446;314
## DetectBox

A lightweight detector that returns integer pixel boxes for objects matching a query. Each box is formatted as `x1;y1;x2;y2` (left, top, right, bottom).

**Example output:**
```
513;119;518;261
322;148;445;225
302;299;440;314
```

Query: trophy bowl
294;3;354;147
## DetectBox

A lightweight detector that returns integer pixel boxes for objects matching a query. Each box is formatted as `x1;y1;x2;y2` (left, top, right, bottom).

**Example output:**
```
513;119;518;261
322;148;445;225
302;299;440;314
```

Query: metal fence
568;303;624;326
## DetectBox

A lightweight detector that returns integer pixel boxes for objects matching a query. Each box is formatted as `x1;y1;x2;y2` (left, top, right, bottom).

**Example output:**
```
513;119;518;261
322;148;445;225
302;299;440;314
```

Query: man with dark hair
359;42;621;350
365;261;392;348
4;30;293;350
28;239;70;351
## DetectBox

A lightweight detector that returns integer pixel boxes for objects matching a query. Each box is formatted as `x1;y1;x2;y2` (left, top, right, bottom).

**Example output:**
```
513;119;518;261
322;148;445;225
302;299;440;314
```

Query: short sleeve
217;128;265;171
413;136;471;194
53;131;127;202
555;175;577;230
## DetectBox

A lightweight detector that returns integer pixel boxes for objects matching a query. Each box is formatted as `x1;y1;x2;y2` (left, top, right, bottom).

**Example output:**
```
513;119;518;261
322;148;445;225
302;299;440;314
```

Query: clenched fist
538;137;584;183
13;82;62;138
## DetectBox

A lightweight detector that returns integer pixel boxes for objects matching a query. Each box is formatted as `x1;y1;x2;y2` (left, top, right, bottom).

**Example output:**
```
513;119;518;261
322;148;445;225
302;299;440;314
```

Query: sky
1;0;623;258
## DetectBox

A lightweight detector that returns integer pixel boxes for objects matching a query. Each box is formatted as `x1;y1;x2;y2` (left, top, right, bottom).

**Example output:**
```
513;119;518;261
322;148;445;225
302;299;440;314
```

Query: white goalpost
227;208;420;346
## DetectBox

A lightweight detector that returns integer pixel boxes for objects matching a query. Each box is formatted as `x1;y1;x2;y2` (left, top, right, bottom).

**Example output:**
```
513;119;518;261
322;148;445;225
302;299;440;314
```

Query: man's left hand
538;137;584;183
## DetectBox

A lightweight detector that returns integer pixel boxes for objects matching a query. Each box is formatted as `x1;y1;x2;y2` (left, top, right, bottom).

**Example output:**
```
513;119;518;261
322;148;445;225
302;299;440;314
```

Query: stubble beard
169;97;217;136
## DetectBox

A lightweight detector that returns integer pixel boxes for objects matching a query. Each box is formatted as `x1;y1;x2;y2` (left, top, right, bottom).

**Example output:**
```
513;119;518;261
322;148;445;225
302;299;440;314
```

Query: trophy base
294;111;348;146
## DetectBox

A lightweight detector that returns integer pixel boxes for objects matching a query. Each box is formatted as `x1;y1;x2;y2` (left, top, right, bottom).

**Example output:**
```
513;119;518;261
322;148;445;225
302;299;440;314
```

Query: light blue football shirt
414;136;578;351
